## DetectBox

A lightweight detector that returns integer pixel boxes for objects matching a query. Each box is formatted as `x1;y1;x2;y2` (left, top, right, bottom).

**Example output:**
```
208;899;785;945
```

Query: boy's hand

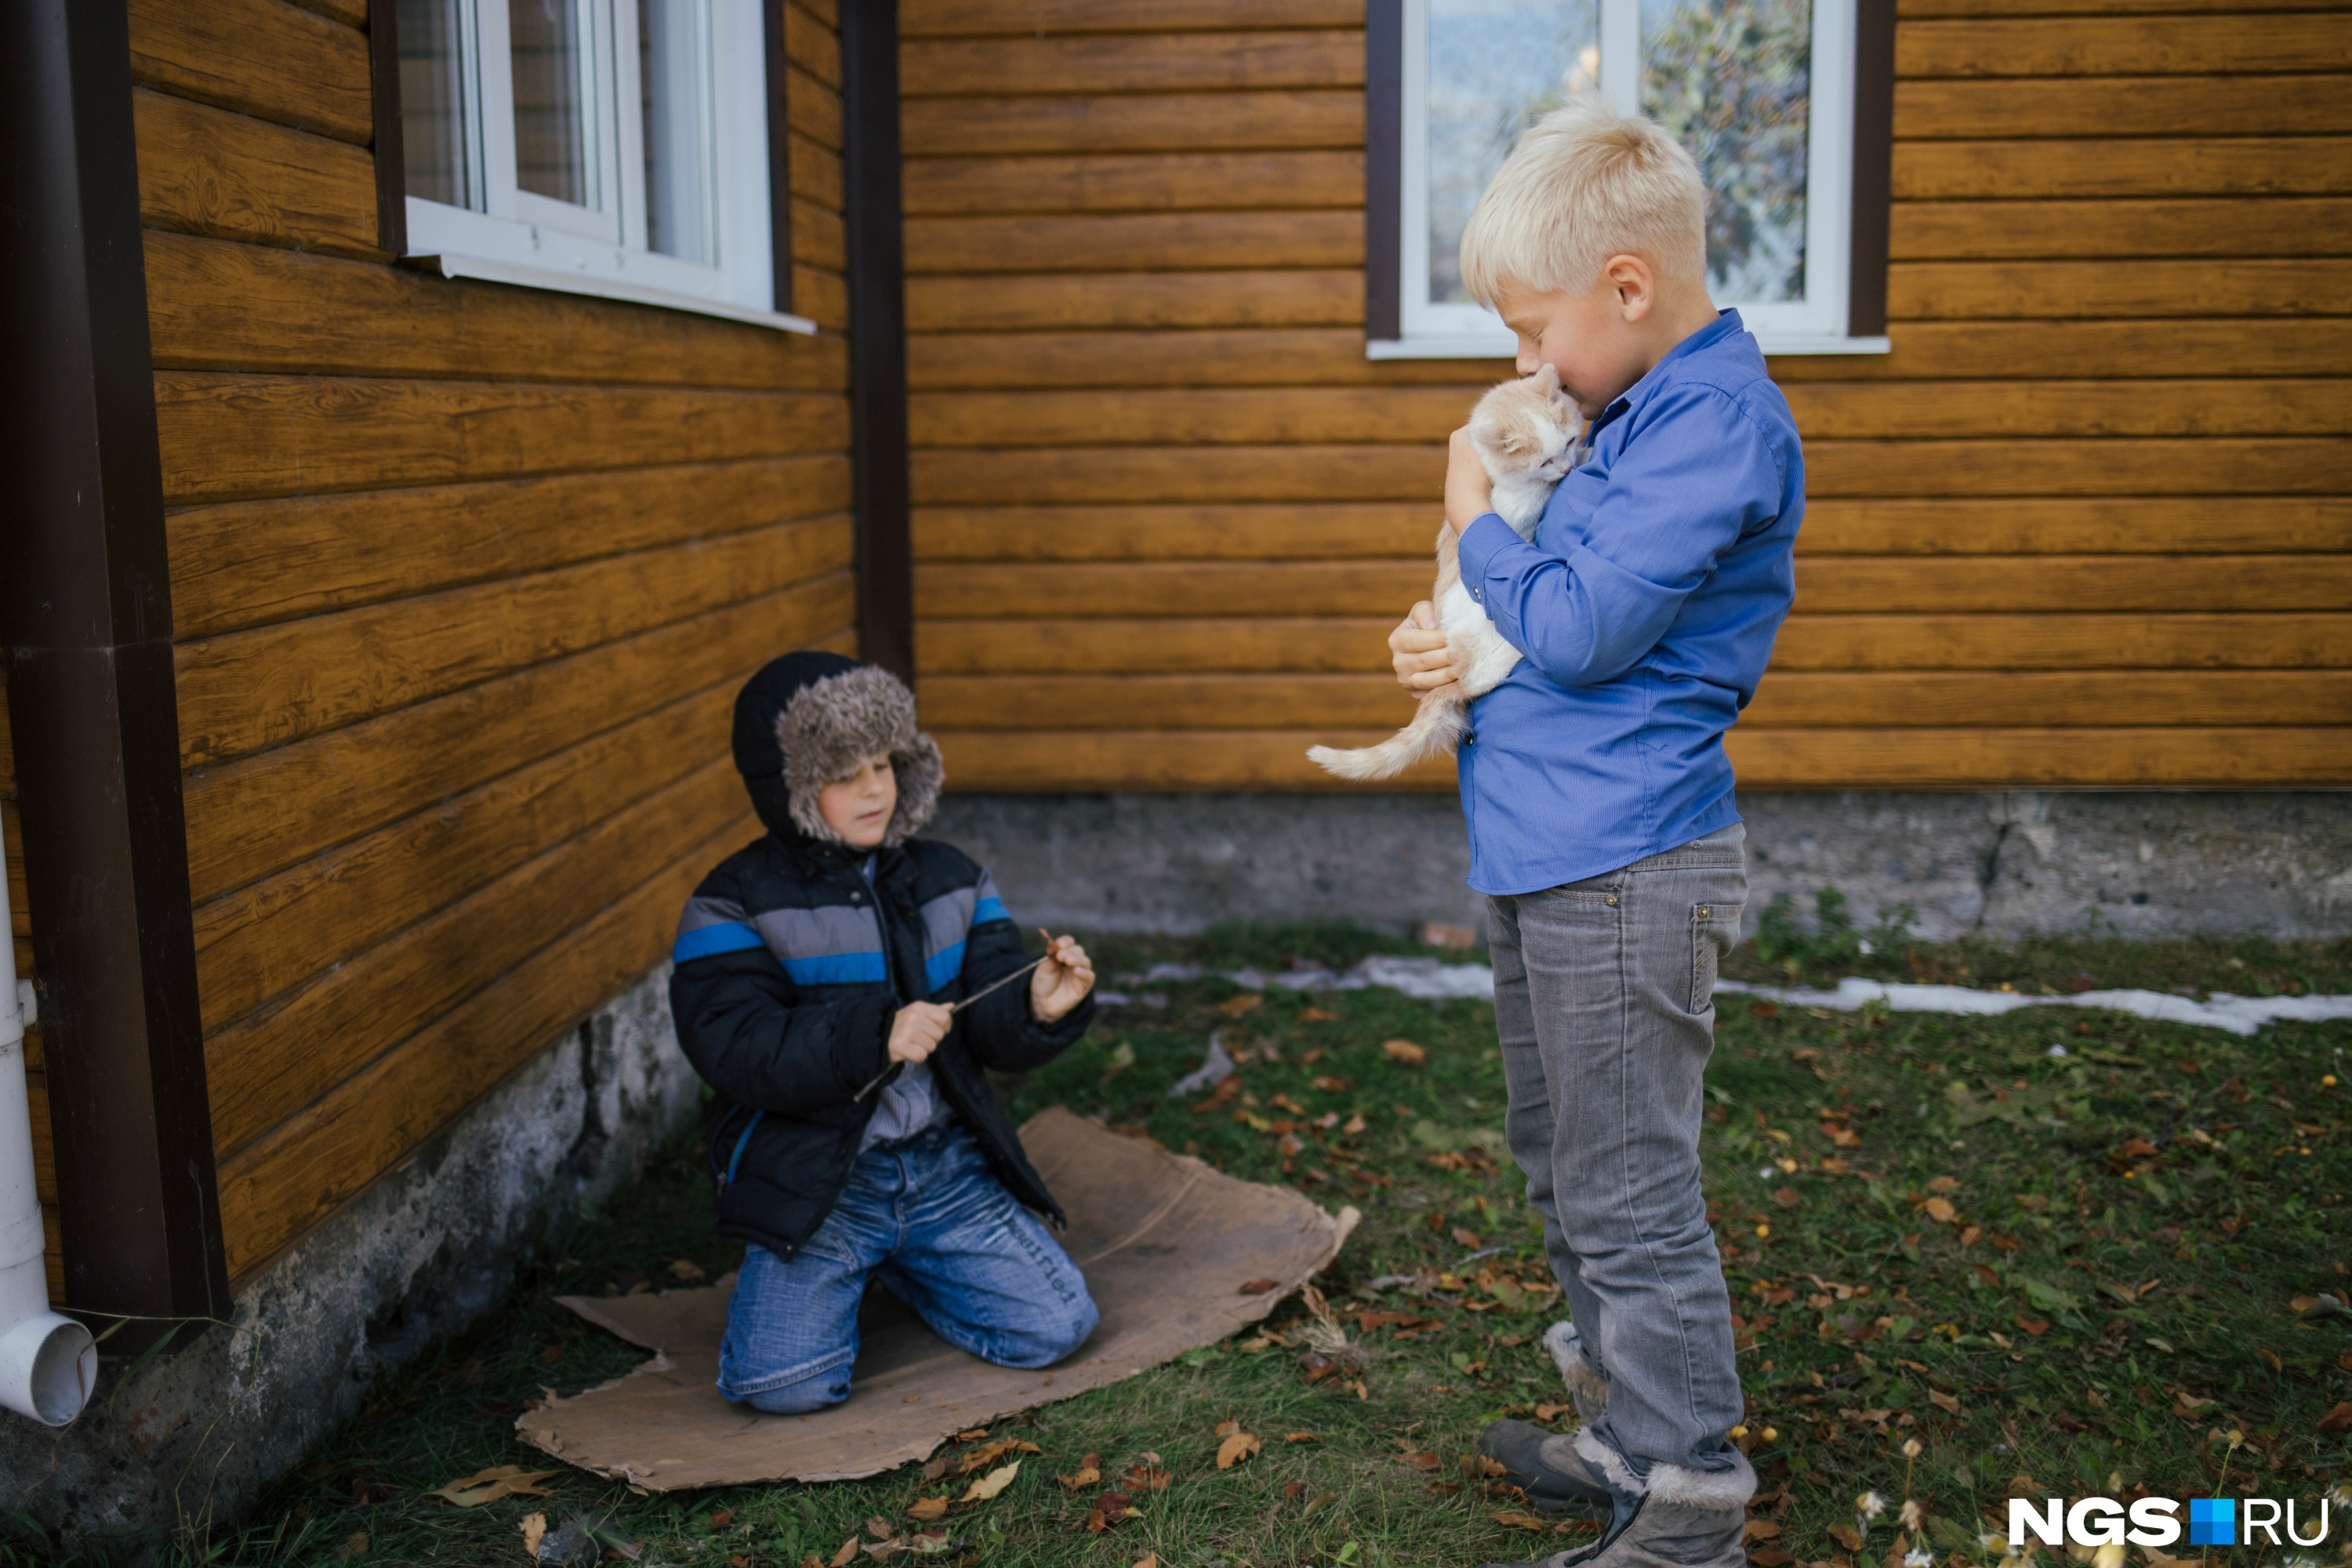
1029;933;1094;1024
1389;601;1456;695
887;1001;953;1065
1444;426;1494;533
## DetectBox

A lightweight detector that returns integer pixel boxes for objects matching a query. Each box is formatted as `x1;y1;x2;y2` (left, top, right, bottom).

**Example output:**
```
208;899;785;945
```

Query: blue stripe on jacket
672;920;768;964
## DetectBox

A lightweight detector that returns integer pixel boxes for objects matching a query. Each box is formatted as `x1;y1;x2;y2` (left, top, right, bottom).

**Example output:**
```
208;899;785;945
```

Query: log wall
122;0;854;1283
898;0;2352;792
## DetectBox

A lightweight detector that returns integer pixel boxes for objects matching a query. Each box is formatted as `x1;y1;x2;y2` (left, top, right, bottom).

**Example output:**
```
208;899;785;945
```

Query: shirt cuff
1456;512;1523;601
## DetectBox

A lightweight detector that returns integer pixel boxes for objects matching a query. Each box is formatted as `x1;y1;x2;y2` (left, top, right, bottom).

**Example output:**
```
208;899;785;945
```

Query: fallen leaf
1382;1038;1428;1067
336;1533;368;1563
1495;1511;1552;1530
1535;1402;1573;1421
521;1514;547;1558
1057;1455;1102;1490
1299;1006;1338;1022
706;1510;735;1530
1452;1227;1483;1250
1283;1432;1320;1443
1303;1492;1338;1515
1218;993;1264;1014
2016;1317;2050;1337
866;1519;895;1542
1745;1520;1784;1540
1923;1197;1957;1224
1926;1175;1959;1192
425;1465;563;1508
668;1258;706;1282
957;1460;1021;1502
1406;1450;1443;1470
2317;1401;2352;1432
1929;1389;1961;1414
1751;1549;1795;1567
830;1537;859;1568
1216;1430;1262;1468
1773;1187;1802;1208
1122;1464;1172;1491
907;1498;949;1521
1239;1277;1278;1294
1132;1558;1159;1568
2259;1348;2283;1373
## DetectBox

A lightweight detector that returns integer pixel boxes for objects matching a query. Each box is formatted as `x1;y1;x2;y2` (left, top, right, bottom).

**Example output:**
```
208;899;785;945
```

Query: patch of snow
1713;977;2352;1037
1170;1030;1237;1096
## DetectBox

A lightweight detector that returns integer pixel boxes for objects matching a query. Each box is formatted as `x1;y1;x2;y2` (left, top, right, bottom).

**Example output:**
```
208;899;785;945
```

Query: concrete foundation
930;790;2352;942
0;964;695;1561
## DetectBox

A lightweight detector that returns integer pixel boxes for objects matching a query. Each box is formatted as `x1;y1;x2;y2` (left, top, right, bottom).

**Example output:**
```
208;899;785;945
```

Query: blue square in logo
2188;1499;2235;1547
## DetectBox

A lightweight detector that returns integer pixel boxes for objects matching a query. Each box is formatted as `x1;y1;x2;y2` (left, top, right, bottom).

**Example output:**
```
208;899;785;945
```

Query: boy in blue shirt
1386;102;1803;1568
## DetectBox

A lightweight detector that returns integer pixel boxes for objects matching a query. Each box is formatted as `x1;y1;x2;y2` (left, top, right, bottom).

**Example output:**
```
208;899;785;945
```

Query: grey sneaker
1477;1420;1614;1514
1480;1437;1755;1568
1542;1320;1610;1425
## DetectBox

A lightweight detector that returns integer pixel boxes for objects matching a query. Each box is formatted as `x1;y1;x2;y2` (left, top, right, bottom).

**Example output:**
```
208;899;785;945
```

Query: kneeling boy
669;652;1100;1414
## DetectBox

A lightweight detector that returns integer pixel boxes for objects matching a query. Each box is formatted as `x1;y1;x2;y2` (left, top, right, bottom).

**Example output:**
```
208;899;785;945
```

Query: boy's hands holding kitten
1389;422;1500;697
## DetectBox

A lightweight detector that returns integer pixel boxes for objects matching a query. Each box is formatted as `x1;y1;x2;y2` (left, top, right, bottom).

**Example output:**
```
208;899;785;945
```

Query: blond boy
1388;102;1804;1568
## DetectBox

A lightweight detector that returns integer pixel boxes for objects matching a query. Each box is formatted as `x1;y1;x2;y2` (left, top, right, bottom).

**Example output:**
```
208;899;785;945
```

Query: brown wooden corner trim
0;0;230;1343
840;0;912;681
368;0;407;257
1363;0;1403;344
1849;0;1896;339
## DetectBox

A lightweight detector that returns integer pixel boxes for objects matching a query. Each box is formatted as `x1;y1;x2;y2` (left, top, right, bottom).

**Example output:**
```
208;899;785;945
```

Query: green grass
20;926;2350;1568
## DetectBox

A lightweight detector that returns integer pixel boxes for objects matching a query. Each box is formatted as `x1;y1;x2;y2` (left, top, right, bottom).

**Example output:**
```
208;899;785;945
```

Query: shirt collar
1589;308;1747;435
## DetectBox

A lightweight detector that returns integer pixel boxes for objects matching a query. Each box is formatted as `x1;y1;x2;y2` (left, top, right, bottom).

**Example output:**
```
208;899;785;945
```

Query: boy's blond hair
1458;99;1708;306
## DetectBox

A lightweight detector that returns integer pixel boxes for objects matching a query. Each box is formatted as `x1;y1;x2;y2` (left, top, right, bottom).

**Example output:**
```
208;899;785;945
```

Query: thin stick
851;940;1060;1102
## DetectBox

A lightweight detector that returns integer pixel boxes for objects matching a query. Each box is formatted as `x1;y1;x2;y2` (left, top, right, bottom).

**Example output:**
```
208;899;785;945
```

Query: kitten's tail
1306;688;1467;782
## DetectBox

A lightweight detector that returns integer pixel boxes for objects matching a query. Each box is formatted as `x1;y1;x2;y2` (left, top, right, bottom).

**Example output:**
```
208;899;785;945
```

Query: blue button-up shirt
1452;310;1803;895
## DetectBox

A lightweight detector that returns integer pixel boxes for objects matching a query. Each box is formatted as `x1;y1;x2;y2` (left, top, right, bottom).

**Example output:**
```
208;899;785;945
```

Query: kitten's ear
1530;362;1561;393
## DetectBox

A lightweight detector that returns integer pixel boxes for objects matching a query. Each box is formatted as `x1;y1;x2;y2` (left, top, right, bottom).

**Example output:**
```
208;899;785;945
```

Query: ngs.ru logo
2009;1497;2335;1550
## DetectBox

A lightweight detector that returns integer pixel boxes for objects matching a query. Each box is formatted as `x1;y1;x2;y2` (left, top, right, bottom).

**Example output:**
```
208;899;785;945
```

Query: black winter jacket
668;829;1093;1260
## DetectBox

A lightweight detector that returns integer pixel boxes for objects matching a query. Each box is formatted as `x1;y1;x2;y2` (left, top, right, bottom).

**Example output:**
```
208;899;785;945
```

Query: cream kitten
1308;365;1582;782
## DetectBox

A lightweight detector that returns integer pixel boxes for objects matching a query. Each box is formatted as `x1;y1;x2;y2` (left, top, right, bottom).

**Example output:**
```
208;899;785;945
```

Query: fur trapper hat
731;652;943;848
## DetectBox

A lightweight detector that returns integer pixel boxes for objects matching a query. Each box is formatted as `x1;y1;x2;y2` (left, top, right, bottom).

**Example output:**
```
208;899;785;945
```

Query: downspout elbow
0;839;96;1427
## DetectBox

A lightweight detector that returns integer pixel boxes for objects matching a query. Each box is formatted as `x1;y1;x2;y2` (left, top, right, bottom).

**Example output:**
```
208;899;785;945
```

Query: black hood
730;652;943;847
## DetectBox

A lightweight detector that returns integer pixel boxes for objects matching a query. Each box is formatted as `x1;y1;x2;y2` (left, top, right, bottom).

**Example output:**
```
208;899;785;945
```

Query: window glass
640;0;717;263
512;0;595;208
399;0;479;210
1425;0;1601;306
1641;0;1813;303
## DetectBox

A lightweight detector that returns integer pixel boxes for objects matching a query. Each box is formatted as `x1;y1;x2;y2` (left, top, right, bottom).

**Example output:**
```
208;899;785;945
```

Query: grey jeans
1486;821;1748;1476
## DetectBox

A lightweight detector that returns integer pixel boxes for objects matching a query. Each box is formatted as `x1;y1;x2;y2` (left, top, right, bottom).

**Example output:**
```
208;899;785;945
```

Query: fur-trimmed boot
1543;1321;1610;1425
1479;1436;1755;1568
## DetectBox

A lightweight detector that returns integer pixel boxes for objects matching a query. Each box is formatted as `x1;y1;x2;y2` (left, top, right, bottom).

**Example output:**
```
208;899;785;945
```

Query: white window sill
1367;332;1890;360
412;253;818;334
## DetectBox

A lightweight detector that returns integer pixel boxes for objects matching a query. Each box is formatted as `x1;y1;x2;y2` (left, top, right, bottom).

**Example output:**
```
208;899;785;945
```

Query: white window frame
1375;0;1886;358
403;0;813;333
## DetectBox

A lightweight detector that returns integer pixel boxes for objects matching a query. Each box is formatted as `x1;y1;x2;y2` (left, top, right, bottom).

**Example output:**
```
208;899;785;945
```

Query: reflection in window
512;0;594;208
641;0;717;263
1426;0;1600;305
399;0;479;211
1642;0;1812;302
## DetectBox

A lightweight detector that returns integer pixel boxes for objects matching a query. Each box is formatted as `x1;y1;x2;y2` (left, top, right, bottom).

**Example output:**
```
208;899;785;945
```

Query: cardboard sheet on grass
518;1107;1358;1489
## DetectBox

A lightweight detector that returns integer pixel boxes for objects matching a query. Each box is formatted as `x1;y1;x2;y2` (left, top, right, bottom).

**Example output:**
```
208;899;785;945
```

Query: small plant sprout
1900;1499;1925;1533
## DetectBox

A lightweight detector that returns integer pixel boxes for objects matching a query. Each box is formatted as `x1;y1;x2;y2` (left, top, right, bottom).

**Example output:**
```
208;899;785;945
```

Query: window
1367;0;1892;357
394;0;810;332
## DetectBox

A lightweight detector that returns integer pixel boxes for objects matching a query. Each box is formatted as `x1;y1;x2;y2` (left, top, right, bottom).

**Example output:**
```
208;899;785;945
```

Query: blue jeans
716;1123;1098;1414
1487;822;1750;1477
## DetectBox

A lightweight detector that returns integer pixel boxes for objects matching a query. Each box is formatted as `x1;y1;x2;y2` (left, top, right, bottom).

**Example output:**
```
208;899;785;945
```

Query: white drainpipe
0;835;95;1425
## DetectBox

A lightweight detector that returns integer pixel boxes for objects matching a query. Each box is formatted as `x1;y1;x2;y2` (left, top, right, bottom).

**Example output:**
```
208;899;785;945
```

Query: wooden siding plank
1894;137;2352;199
154;372;851;504
910;438;2350;506
916;613;2350;675
911;321;2352;388
176;518;851;768
783;0;840;86
901;91;1363;156
134;89;380;260
928;726;2352;790
195;684;734;1033
790;132;845;212
1890;198;2352;260
180;575;851;903
906;211;1361;274
1895;15;2352;77
793;198;848;270
143;233;851;390
907;269;1361;330
900;0;1363;34
902;151;1364;215
911;555;2352;620
792;265;850;332
1888;258;2352;317
900;32;1364;97
1896;74;2352;139
213;812;748;1277
126;0;373;145
914;498;2352;561
916;670;2352;731
787;64;843;151
170;456;853;639
292;0;367;25
909;379;2352;445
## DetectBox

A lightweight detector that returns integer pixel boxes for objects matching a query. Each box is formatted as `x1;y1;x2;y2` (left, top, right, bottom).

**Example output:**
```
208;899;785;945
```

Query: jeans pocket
1690;900;1744;1013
